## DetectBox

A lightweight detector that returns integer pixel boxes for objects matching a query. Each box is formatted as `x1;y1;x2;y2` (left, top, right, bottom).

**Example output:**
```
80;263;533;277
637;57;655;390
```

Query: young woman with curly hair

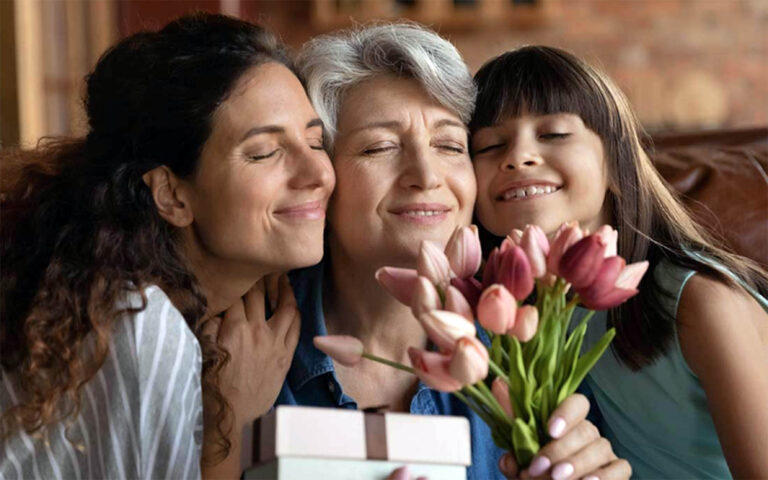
0;13;334;479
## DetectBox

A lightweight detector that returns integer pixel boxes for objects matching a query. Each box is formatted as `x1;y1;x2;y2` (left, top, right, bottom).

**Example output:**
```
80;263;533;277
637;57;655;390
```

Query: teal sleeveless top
574;257;768;479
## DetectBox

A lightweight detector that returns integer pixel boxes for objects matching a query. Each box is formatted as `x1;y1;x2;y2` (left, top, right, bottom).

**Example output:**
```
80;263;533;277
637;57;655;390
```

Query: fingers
199;316;222;342
265;273;281;312
243;278;266;328
522;420;600;479
218;297;246;340
547;393;590;439
548;436;619;480
386;466;410;480
268;275;299;341
584;458;632;480
498;452;519;479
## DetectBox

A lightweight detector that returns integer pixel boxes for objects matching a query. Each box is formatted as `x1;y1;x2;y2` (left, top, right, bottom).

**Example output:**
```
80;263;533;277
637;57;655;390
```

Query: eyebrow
239;118;324;143
347;118;468;135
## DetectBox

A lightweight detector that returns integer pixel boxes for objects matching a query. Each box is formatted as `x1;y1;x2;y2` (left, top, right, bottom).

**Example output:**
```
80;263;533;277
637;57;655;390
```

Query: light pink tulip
412;276;442;317
376;266;419;305
445;225;482;279
477;284;517;334
417;241;454;288
579;258;649;310
491;377;514;418
547;222;583;276
558;235;606;289
444;285;474;321
503;230;523;250
497;246;535;300
450;277;483;310
408;347;463;392
418;310;476;353
507;305;539;342
449;336;489;385
594;225;618;258
520;227;548;278
313;335;364;367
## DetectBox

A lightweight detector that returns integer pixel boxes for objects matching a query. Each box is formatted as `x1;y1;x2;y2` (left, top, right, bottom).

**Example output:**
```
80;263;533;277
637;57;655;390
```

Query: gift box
243;406;471;480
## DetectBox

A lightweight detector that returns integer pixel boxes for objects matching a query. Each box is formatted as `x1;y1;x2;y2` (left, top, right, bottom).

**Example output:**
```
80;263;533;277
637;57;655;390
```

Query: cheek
329;162;382;225
452;164;477;222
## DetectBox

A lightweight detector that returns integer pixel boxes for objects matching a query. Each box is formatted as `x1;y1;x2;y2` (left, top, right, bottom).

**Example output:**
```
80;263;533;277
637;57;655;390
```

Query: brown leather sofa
650;127;768;269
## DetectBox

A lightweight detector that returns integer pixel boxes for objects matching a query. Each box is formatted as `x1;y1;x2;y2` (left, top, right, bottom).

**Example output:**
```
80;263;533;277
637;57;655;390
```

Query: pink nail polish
549;416;567;438
393;466;409;480
583;476;599;480
528;455;551;476
552;462;574;480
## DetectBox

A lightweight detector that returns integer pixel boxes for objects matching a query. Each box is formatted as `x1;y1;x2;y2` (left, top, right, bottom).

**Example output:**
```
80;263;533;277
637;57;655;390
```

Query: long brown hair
470;45;767;370
0;13;294;463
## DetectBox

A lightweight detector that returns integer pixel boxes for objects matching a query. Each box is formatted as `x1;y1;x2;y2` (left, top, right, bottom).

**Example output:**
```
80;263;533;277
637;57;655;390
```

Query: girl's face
329;76;476;267
184;62;335;273
472;113;610;236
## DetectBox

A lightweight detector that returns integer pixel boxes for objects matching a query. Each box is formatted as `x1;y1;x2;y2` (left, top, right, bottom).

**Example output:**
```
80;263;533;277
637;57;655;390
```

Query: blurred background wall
2;0;766;148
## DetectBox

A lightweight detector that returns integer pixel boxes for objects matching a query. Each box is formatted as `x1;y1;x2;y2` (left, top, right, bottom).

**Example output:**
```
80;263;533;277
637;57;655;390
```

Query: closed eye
438;144;466;154
249;149;279;161
473;143;504;155
363;146;397;155
539;133;571;140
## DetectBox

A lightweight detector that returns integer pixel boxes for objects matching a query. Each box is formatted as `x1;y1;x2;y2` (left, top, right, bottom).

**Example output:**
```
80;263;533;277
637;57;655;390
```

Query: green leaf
558;328;616;403
492;334;502;367
511;418;540;469
555;315;588;390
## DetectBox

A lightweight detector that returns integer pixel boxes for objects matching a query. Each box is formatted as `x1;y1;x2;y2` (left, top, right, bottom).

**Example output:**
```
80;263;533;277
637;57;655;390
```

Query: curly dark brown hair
0;12;295;465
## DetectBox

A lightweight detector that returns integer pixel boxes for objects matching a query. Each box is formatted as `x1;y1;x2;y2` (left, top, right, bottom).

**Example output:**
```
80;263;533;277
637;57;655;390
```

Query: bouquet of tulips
314;222;648;467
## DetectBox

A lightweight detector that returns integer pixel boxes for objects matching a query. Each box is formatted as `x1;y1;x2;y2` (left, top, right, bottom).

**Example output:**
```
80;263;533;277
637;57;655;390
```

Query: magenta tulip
408;347;463;392
579;258;649;310
558;235;607;289
376;266;419;305
417;240;454;288
482;247;500;289
449;336;489;385
445;225;482;279
547;222;584;276
492;377;514;418
418;310;476;353
507;305;539;342
477;284;517;334
450;277;483;310
497;246;535;300
313;335;364;367
444;285;474;321
412;276;442;317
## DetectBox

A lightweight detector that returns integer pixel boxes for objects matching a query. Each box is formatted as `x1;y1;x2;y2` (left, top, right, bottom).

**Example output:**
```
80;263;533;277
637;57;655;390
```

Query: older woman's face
184;62;335;273
329;76;476;267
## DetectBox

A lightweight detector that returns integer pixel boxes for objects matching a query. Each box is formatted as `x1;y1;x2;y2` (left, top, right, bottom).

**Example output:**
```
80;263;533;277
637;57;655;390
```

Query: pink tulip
412;276;442;317
450;277;483;310
449;336;489;385
520;226;549;278
558;235;607;289
507;305;539;342
408;347;463;392
444;285;474;321
477;284;517;334
547;222;584;276
497;246;535;300
491;377;514;418
418;310;476;353
594;225;618;258
579;258;649;310
482;247;500;288
376;266;419;305
313;335;364;367
445;225;482;279
417;241;454;288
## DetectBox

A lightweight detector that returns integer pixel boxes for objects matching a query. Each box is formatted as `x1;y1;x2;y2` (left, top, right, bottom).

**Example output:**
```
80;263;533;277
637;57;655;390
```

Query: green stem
476;380;513;425
465;384;509;426
488;359;510;384
454;390;495;426
362;352;414;373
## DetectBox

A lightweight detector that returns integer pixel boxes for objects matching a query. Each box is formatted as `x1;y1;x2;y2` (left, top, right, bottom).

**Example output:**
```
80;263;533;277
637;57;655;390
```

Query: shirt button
328;381;336;393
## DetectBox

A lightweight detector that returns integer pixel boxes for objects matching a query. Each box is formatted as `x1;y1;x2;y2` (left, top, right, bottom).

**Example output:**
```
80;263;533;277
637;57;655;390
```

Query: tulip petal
477;284;517;334
615;261;649;290
558;235;606;289
313;335;364;367
445;285;474;321
449;337;489;385
412;276;442;317
498;247;535;300
450;277;483;310
408;347;463;392
376;267;419;305
418;310;476;352
508;305;539;342
492;377;514;418
445;225;483;279
418;241;454;288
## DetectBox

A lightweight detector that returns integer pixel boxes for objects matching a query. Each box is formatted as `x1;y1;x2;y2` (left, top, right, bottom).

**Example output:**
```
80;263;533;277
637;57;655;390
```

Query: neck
325;245;427;365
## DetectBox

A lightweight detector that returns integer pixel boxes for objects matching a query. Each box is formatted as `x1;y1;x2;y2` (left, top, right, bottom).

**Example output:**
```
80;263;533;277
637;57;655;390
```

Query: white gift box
243;406;471;480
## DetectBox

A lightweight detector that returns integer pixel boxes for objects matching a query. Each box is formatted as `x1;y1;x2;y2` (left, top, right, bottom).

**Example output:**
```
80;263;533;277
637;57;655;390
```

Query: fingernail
549;416;567;438
528;455;551;476
552;462;574;480
583;476;599;480
393;466;409;480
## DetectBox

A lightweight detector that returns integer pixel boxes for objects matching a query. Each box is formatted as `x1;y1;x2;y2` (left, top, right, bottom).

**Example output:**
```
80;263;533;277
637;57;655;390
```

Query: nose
398;142;441;191
500;140;543;171
287;144;334;191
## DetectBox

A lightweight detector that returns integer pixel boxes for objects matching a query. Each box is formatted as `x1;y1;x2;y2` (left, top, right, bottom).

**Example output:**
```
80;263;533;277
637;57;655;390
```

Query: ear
142;166;194;227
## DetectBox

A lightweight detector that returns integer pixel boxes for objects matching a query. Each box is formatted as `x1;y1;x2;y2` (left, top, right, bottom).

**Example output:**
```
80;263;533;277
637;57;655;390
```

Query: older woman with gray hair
276;23;628;479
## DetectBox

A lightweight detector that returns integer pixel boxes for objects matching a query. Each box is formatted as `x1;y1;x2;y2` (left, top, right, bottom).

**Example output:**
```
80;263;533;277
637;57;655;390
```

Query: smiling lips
496;182;561;202
390;203;452;224
273;200;326;220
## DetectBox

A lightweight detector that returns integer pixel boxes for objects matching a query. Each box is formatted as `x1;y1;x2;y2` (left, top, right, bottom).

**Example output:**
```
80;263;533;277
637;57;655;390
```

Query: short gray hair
297;23;476;151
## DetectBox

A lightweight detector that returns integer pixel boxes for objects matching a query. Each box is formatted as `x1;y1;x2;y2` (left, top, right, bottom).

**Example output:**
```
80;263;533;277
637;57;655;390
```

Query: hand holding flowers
314;222;648;469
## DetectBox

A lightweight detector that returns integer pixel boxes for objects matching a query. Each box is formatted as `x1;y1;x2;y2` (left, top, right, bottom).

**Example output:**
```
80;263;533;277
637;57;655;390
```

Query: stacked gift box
244;406;471;480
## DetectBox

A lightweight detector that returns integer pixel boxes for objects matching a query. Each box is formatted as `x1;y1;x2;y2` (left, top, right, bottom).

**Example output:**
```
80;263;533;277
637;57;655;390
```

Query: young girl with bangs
469;46;768;479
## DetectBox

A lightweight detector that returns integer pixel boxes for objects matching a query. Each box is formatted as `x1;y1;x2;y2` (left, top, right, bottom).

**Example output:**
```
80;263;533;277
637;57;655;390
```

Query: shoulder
676;273;768;380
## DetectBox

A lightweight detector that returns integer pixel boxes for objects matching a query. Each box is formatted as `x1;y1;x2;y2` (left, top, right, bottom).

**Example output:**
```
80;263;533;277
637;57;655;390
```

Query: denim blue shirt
276;262;506;480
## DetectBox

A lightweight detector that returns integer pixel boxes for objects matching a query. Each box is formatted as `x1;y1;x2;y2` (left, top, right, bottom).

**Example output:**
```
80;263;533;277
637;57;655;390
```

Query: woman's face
329;76;476;268
472;113;609;237
184;62;335;273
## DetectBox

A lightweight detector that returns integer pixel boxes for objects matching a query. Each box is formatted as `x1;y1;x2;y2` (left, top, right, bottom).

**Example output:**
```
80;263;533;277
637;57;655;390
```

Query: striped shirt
1;286;203;479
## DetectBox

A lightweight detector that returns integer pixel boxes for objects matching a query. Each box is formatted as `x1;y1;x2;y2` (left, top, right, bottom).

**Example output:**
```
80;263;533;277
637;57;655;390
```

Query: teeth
502;185;558;200
404;210;443;216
